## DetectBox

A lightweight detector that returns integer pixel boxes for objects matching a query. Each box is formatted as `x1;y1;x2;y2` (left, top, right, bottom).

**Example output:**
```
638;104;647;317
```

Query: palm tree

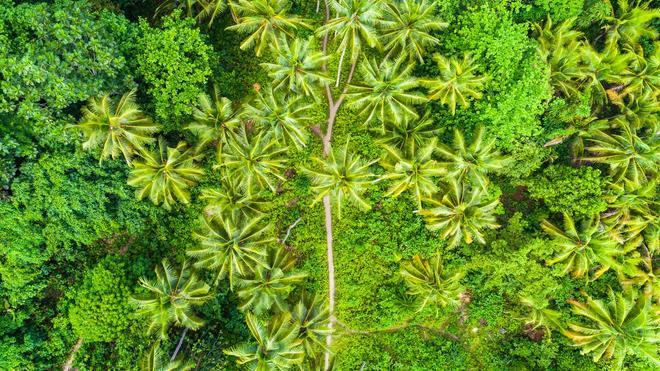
347;57;427;125
434;126;508;190
140;340;194;371
564;289;659;369
71;90;159;164
127;139;204;210
379;140;445;209
225;312;305;370
291;293;332;361
227;0;310;57
132;260;212;339
603;180;657;241
244;87;313;150
219;126;288;193
400;253;463;314
155;0;203;20
197;0;228;26
421;54;487;115
186;85;241;162
603;0;660;46
380;0;447;63
261;37;331;98
583;122;658;186
541;213;622;280
317;0;384;85
236;247;307;315
199;176;266;222
582;40;631;105
418;180;500;248
187;214;272;287
533;17;590;98
620;44;660;100
377;112;441;154
519;295;563;337
305;139;376;218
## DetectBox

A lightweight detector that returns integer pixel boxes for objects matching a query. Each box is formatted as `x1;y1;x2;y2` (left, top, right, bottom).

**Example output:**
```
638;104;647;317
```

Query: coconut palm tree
197;0;228;26
244;87;313;150
317;0;384;85
71;90;159;164
421;54;487;115
377;112;441;154
541;213;622;280
225;312;305;370
603;180;657;242
291;293;332;361
418;180;500;248
155;0;203;20
582;40;632;105
186;85;241;162
380;0;447;63
347;57;427;125
219;126;288;193
583;122;658;186
564;289;659;369
305;139;376;218
140;340;194;371
533;17;590;98
620;44;660;100
227;0;310;57
400;253;463;314
127;139;204;210
261;37;331;98
603;0;660;46
236;247;307;315
435;126;507;190
519;295;563;337
199;176;266;222
379;140;445;208
187;214;272;287
132;260;212;339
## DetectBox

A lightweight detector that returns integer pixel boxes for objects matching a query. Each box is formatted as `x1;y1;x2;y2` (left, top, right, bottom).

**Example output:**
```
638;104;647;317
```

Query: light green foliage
70;90;159;164
400;253;463;314
291;293;331;363
236;247;307;315
261;36;331;97
377;112;441;154
0;0;136;122
133;259;211;339
418;180;500;248
380;0;448;63
604;0;660;46
525;164;607;217
128;139;205;210
305;139;376;218
68;259;133;342
140;340;194;371
348;57;427;124
200;177;266;221
137;13;212;125
225;312;305;369
227;0;310;57
422;53;487;115
565;289;659;368
244;86;313;150
188;214;272;286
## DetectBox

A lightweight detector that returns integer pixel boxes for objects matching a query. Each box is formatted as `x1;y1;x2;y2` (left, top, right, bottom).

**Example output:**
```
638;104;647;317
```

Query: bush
68;258;133;342
136;12;212;129
523;164;607;218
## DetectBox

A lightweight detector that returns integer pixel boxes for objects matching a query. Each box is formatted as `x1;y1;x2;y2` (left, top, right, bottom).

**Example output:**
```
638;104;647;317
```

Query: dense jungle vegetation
0;0;658;369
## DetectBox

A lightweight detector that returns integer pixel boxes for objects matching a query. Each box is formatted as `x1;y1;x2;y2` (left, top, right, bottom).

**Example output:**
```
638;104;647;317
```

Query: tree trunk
170;328;188;361
63;338;83;371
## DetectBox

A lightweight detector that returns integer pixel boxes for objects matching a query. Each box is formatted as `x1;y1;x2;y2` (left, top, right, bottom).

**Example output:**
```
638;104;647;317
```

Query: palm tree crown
200;176;266;222
347;57;427;125
422;54;487;115
380;0;447;63
72;90;159;164
140;340;194;371
418;180;500;248
377;112;441;154
132;259;211;339
227;0;310;57
305;140;376;218
400;253;463;314
291;293;332;362
127;139;204;210
187;214;272;287
225;312;305;370
261;37;331;97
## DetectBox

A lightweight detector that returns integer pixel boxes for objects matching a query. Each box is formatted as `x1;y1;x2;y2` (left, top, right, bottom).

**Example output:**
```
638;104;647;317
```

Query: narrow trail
62;338;83;371
322;195;335;370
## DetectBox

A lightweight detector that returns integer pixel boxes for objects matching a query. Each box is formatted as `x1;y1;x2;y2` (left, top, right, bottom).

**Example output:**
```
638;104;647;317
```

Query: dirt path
62;338;83;371
322;195;335;370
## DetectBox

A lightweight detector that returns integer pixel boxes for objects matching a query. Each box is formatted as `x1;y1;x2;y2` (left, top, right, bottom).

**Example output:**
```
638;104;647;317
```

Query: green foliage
68;258;133;342
525;164;608;217
136;13;212;126
400;253;464;314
